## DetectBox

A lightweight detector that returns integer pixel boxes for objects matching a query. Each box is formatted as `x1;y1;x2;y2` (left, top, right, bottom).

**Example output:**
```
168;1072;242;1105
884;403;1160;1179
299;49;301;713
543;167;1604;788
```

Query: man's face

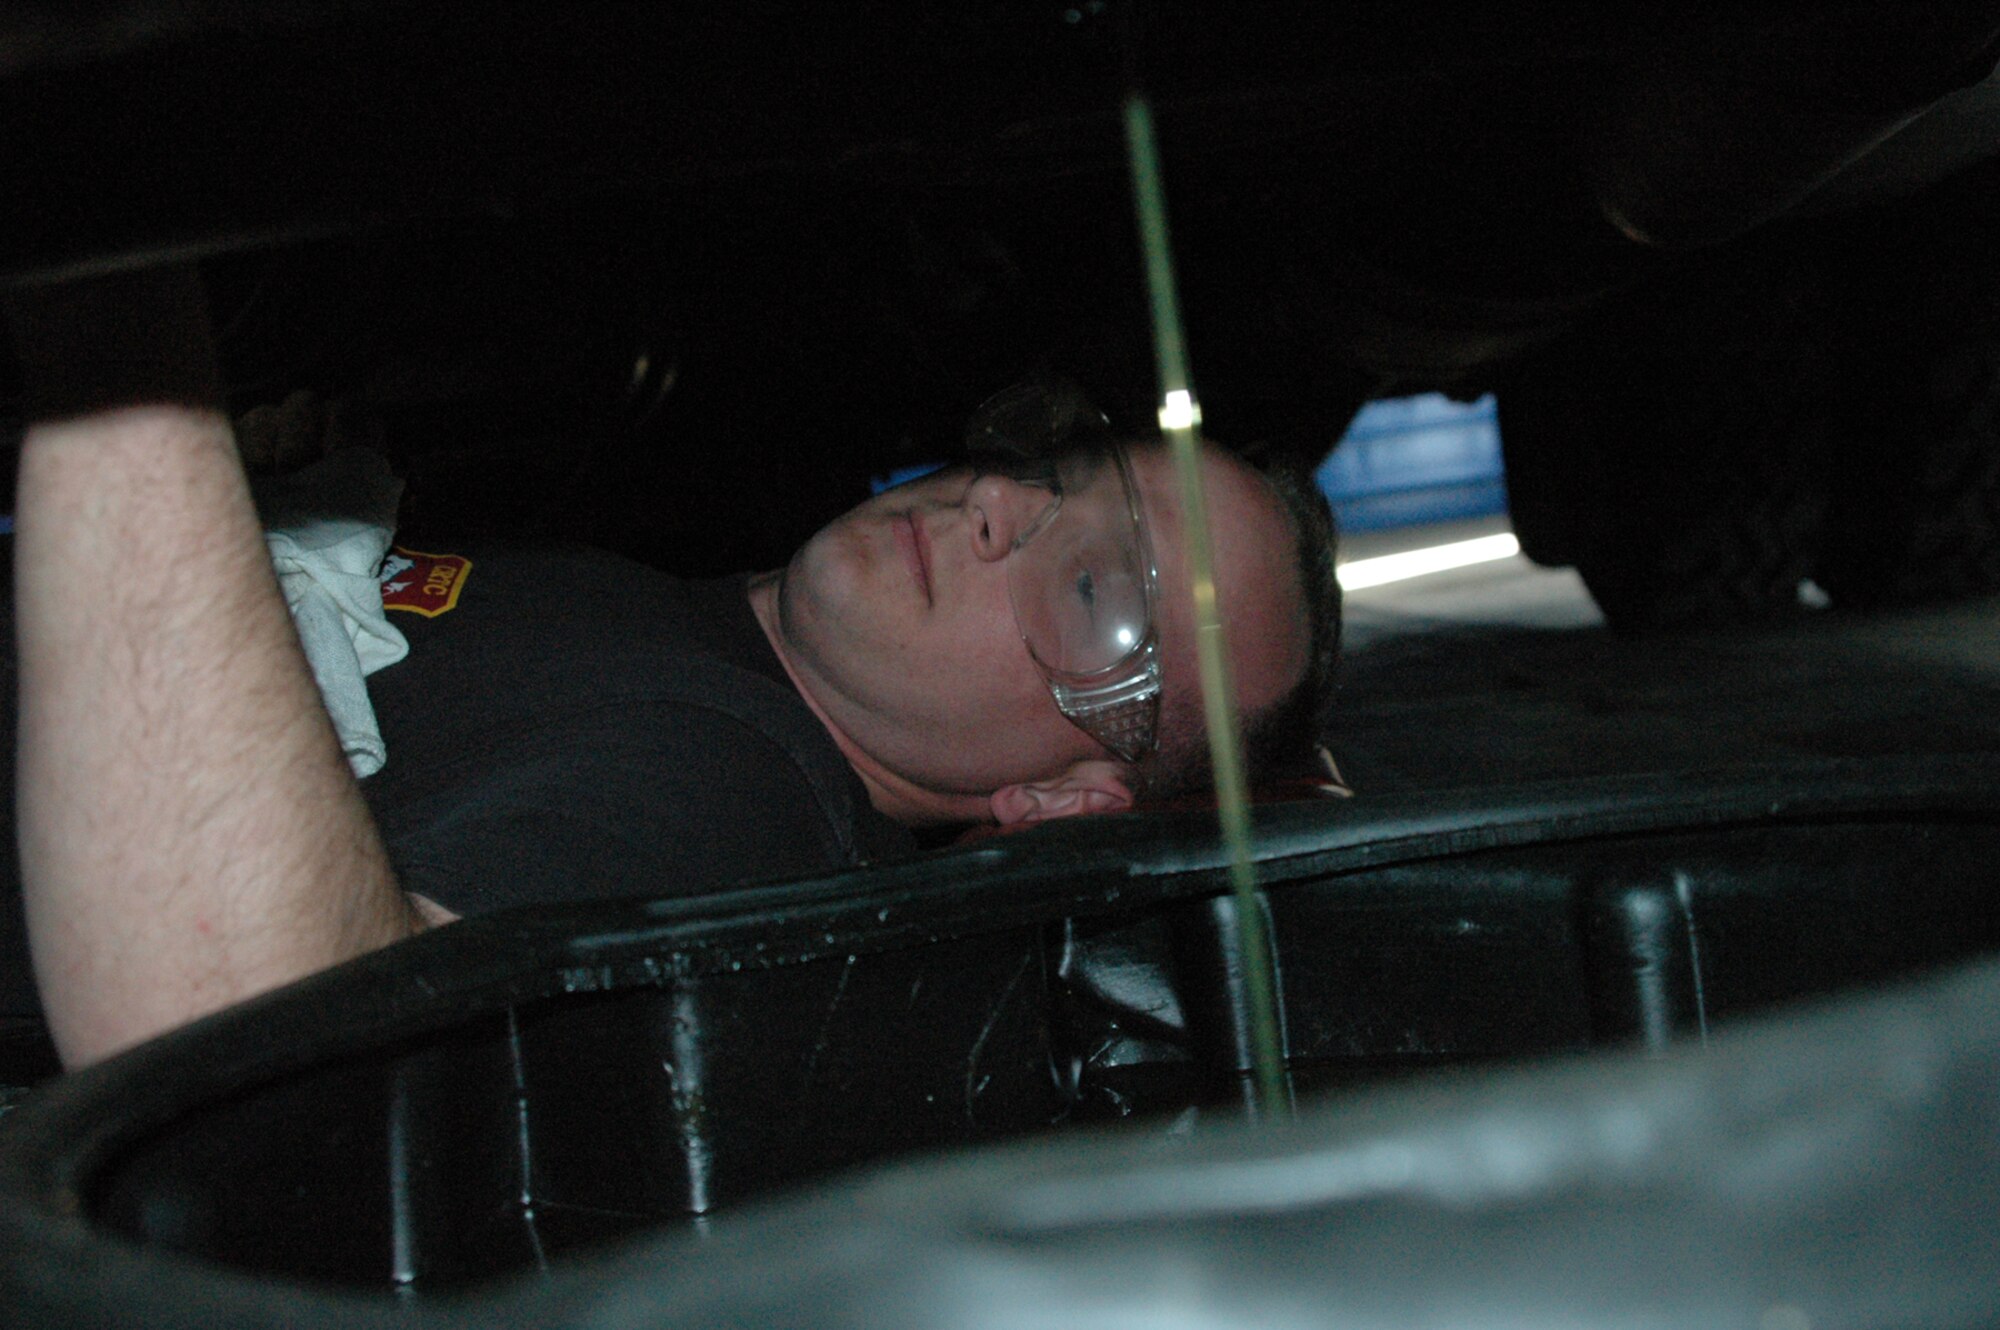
768;442;1310;803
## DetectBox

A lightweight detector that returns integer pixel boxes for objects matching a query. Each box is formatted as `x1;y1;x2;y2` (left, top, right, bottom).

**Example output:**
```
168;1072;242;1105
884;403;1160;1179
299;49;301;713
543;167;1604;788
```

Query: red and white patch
380;547;472;618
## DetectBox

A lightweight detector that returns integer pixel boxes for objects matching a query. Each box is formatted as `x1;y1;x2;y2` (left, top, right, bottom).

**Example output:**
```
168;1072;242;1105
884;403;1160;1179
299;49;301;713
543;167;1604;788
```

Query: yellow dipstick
1125;92;1289;1118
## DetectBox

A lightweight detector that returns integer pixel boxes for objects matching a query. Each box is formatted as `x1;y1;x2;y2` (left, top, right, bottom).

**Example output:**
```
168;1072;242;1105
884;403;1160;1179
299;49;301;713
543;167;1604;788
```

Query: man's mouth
896;512;933;605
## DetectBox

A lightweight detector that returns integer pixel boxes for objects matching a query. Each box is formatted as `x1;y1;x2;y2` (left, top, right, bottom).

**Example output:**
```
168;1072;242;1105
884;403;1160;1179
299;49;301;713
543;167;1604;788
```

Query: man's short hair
1131;459;1342;803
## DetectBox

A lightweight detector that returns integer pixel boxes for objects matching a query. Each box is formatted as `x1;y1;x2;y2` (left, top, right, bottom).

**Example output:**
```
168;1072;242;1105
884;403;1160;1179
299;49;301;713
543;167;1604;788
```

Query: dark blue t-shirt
361;543;913;916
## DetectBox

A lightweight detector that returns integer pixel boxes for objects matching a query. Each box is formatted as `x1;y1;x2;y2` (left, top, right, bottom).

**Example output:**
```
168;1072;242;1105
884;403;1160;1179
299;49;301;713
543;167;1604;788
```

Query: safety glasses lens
1007;451;1151;677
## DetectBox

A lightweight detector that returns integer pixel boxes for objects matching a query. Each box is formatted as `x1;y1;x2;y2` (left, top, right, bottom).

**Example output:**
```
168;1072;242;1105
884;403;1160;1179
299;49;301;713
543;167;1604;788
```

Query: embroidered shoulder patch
380;547;472;618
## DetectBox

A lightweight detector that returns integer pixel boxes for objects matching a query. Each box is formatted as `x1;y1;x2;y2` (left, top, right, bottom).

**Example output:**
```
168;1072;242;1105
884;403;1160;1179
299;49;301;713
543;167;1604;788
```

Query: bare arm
9;269;428;1067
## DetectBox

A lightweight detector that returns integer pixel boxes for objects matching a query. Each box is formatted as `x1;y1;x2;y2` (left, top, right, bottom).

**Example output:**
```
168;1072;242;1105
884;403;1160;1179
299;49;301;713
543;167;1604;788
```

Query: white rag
253;448;409;778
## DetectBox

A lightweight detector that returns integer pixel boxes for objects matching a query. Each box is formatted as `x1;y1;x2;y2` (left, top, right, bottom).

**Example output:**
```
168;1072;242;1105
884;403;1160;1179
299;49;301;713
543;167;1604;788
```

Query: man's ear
989;760;1135;826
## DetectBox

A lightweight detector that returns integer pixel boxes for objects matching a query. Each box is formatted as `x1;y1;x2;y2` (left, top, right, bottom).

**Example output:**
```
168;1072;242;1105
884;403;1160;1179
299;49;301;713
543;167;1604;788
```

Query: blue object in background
1316;393;1507;533
871;462;946;494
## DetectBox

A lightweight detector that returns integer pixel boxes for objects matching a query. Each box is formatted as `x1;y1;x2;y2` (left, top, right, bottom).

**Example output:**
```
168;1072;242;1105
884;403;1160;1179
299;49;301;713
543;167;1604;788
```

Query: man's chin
774;540;877;672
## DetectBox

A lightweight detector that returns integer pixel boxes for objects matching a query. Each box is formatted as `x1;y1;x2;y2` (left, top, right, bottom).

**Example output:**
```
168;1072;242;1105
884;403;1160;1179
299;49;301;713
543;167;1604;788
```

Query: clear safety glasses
966;380;1162;762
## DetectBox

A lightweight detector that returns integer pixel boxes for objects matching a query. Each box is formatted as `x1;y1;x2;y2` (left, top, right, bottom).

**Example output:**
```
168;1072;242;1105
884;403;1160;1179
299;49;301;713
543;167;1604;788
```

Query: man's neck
745;573;990;828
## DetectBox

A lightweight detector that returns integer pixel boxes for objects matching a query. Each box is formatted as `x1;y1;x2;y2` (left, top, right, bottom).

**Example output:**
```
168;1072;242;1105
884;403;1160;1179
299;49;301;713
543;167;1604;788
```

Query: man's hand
8;271;425;1067
234;389;384;476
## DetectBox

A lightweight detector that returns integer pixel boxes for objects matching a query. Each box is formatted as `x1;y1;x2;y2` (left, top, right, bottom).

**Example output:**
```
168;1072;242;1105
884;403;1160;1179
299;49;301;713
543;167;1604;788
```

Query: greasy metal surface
83;930;1061;1286
1583;874;1707;1051
3;774;1999;1312
523;954;2000;1330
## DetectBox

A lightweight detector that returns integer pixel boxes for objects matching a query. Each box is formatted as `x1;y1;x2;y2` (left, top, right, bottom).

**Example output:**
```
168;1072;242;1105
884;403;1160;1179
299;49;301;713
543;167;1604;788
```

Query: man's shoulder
378;539;773;676
370;541;793;755
383;539;744;627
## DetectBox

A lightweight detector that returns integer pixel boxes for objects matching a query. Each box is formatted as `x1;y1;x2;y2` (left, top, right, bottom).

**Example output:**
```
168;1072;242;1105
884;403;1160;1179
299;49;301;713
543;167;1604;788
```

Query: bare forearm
11;280;418;1066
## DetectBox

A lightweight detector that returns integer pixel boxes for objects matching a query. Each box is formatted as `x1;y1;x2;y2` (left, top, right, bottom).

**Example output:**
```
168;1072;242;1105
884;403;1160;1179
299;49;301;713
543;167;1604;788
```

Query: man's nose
964;474;1051;563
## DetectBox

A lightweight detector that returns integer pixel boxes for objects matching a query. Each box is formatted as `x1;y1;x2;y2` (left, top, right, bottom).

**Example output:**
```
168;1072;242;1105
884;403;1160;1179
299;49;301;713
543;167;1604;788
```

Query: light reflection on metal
1337;532;1523;590
1158;388;1201;433
1125;92;1289;1118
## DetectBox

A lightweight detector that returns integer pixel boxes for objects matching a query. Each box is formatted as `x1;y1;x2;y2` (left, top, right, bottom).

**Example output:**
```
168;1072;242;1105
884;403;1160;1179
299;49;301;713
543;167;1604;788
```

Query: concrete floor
1331;518;2000;796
